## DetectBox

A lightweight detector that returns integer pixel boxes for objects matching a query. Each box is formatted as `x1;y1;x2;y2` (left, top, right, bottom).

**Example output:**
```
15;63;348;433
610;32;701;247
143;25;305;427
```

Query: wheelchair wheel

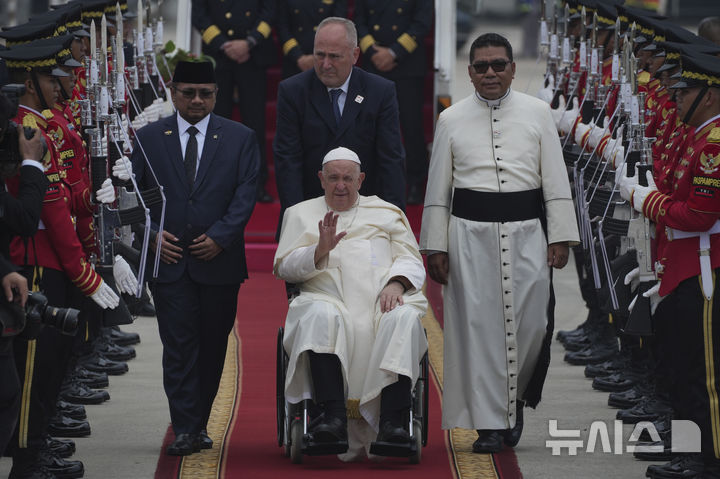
276;327;286;448
409;418;422;464
290;418;304;464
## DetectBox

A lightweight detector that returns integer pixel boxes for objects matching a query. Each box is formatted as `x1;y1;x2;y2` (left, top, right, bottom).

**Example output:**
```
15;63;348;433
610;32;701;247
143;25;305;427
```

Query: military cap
670;52;720;89
106;0;129;22
25;34;83;68
78;0;109;23
0;22;63;46
594;1;621;30
54;3;91;37
616;5;665;43
0;43;70;77
566;0;583;20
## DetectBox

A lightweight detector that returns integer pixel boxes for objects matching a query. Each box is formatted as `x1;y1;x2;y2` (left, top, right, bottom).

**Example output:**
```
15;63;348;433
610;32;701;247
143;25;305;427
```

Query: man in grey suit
131;61;259;456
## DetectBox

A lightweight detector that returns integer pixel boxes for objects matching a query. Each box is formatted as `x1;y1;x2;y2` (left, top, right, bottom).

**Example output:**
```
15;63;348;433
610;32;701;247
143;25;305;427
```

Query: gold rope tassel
701;272;720;459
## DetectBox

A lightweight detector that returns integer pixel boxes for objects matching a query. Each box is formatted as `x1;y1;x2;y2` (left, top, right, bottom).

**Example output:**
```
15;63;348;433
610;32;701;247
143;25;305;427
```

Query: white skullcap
322;147;361;165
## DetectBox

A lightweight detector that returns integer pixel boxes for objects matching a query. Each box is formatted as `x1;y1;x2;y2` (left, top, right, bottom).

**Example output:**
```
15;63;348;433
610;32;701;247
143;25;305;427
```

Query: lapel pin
213;134;218;139
355;95;364;104
164;130;172;135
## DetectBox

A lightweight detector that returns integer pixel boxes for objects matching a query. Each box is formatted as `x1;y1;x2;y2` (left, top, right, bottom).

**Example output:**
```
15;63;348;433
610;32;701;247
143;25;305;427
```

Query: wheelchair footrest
369;439;417;457
301;436;349;456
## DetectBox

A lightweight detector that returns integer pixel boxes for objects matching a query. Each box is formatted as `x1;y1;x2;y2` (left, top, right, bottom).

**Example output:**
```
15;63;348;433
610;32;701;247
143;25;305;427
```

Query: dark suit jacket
273;66;406;212
131;113;259;285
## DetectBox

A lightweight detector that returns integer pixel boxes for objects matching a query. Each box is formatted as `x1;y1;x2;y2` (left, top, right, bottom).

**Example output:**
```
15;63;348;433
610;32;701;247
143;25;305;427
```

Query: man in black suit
273;16;406;221
354;0;433;205
130;61;259;456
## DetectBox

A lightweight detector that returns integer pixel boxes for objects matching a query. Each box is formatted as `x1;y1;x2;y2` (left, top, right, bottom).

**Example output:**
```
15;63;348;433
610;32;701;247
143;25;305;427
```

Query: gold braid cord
179;328;241;478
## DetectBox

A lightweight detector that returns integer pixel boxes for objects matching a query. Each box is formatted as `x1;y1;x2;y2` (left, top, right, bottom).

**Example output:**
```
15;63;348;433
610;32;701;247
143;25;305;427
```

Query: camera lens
41;306;80;336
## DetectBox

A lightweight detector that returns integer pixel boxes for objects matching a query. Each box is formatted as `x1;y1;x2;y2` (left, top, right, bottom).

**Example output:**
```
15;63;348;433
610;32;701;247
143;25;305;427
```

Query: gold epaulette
638;71;650;86
709;128;720;143
41;109;54;120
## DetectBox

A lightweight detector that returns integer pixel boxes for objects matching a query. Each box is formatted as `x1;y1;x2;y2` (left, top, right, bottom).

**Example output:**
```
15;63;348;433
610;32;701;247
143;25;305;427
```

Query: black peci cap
172;61;216;84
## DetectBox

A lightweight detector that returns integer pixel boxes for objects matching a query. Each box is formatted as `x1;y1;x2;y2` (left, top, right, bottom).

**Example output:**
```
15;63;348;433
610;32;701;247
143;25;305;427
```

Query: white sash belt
666;220;720;300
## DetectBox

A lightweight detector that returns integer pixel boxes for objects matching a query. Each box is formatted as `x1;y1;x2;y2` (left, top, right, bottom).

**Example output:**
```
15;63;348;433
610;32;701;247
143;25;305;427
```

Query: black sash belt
451;188;544;223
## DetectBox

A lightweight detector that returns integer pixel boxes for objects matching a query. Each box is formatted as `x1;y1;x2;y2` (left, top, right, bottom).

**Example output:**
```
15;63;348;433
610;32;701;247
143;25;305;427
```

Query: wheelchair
276;327;429;464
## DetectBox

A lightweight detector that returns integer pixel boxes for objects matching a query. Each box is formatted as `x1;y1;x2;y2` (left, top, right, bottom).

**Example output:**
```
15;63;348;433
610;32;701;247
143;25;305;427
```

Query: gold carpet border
422;285;499;479
178;325;241;478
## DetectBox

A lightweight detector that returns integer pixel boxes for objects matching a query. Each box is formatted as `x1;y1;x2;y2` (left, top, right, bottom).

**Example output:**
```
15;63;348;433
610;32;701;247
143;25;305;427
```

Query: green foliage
156;41;216;83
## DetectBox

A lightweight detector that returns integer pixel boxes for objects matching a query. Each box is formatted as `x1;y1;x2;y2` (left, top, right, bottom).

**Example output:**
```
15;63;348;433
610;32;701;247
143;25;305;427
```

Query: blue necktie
330;89;342;125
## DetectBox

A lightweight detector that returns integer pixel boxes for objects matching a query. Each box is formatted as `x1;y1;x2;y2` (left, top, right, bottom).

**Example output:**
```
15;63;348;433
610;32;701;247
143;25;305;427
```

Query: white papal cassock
419;89;579;431
274;195;428;459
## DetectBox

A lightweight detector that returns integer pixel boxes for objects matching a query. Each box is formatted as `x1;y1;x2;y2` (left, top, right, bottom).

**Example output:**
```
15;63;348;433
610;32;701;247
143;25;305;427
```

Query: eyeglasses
471;60;511;74
174;87;217;99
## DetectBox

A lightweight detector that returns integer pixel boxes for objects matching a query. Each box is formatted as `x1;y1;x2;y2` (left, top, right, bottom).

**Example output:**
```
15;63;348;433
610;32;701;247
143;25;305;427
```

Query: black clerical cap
25;34;83;68
172;61;216;84
0;43;70;77
670;53;720;89
0;22;61;46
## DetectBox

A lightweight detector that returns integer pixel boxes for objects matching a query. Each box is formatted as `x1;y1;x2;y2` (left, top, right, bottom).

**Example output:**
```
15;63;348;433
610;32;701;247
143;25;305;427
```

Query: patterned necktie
184;126;199;188
330;89;342;125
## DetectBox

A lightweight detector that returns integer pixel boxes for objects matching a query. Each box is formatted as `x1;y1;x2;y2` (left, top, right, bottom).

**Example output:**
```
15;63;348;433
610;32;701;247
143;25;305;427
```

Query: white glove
113;255;139;295
558;96;580;136
551;95;567;130
538;75;555;104
631;171;658;212
131;113;148;131
95;178;116;204
643;282;663;315
624;266;640;290
617;164;638;202
603;124;625;168
574;120;593;147
112;155;132;181
587;117;610;149
120;114;130;140
90;281;120;309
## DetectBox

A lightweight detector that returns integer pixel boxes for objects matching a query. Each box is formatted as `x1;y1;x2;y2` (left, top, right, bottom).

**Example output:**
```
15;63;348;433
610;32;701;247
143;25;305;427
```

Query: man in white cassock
419;33;580;454
274;147;428;461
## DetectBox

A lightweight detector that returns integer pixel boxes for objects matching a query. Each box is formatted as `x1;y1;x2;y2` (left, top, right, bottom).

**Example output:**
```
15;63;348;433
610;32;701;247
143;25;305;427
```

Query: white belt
666;220;720;300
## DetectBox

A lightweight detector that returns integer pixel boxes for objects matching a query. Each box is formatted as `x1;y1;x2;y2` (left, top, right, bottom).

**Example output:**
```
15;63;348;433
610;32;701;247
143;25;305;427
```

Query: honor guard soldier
277;0;346;79
192;0;276;203
354;0;433;205
0;41;120;479
619;52;720;479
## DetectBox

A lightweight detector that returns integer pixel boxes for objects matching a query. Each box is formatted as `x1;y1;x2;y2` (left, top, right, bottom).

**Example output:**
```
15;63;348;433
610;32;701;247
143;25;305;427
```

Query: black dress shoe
472;430;503;454
71;367;109;389
617;397;672;424
59;380;110;405
646;454;704;478
44;436;75;459
104;326;140;346
407;184;424;205
592;370;643;392
197;430;213;449
501;400;524;447
608;383;653;409
633;441;673;462
376;420;410;444
564;343;618;365
37;448;84;479
310;415;347;443
584;356;629;378
166;433;199;456
77;352;128;376
56;401;86;420
9;448;57;479
92;336;136;361
47;414;91;438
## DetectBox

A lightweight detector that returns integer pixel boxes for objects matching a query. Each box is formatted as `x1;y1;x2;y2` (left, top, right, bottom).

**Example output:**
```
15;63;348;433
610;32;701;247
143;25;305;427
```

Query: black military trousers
213;57;268;190
0;337;20;454
151;272;240;435
666;272;720;460
12;267;75;450
393;76;427;189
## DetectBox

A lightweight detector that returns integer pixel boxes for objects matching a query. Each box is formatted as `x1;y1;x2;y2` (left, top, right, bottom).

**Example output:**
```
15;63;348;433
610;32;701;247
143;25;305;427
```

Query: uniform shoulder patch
708;128;720;143
42;109;54;120
638;71;650;85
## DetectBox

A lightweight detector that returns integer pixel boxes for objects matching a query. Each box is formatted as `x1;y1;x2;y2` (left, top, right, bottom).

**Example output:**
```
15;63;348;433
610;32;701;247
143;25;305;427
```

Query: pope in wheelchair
274;147;429;461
